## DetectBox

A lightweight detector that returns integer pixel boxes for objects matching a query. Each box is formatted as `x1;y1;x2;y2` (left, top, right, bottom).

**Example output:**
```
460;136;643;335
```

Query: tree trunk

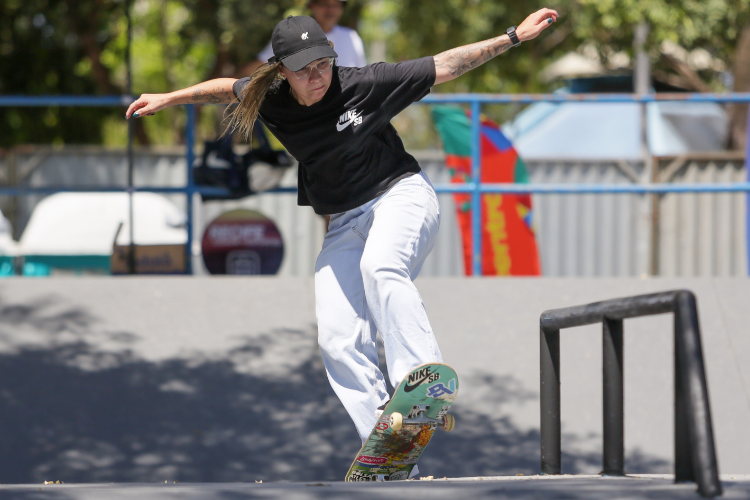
65;0;152;146
660;53;711;92
728;25;750;150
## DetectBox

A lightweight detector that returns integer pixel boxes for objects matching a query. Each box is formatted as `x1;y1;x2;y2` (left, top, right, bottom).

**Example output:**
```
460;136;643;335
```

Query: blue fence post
746;108;750;276
185;104;196;275
471;100;482;276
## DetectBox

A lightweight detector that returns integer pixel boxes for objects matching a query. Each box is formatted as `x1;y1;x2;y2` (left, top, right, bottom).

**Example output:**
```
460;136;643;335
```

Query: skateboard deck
344;362;459;481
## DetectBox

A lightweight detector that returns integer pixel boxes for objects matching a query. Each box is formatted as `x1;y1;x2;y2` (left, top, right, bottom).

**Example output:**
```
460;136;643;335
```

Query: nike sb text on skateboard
345;363;459;481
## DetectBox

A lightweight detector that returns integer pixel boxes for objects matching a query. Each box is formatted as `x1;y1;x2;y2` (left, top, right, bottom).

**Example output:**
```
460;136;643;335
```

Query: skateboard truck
390;405;455;432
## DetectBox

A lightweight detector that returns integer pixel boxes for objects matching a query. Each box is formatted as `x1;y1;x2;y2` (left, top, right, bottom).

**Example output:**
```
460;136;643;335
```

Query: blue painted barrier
0;96;132;106
747;109;750;274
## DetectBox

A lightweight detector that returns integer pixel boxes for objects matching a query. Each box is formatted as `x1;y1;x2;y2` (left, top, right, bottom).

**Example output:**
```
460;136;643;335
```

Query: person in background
238;0;366;77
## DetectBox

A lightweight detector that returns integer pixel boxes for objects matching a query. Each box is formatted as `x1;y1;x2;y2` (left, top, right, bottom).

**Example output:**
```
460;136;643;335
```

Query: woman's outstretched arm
433;8;559;86
125;78;238;119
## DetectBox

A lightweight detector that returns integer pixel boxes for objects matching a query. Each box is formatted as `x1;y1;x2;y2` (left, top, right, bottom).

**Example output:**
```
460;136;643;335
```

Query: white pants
315;171;444;443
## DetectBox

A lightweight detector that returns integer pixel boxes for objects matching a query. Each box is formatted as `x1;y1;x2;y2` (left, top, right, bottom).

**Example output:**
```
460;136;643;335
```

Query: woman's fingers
518;8;559;41
126;100;144;119
126;95;160;119
532;8;558;24
530;9;558;29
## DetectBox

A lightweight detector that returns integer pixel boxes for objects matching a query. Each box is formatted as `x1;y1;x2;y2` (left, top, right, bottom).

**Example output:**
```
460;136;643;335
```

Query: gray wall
654;154;748;277
0;276;746;483
527;159;646;277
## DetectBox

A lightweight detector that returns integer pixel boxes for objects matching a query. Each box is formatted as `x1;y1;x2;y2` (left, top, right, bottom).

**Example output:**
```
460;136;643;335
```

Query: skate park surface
2;475;750;499
0;277;747;498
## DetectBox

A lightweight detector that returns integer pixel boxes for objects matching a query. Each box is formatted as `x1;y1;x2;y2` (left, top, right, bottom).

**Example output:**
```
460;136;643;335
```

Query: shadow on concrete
0;294;342;483
421;385;670;477
0;295;669;484
0;336;341;483
378;349;670;477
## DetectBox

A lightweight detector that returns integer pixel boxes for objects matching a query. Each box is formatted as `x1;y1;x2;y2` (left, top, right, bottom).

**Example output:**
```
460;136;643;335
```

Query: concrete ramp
0;277;746;484
1;475;750;499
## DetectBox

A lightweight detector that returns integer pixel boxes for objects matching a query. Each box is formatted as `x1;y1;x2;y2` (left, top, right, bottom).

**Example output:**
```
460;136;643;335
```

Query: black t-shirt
233;56;436;215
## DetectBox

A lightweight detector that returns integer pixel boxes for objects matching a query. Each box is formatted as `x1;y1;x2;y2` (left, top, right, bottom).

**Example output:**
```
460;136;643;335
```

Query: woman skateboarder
126;6;558;456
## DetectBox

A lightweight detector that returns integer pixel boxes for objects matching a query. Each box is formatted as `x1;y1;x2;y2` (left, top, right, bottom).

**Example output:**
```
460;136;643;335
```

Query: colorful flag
432;106;541;276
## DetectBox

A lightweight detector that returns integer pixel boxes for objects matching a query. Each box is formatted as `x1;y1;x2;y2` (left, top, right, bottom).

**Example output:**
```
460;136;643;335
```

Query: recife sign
201;209;284;275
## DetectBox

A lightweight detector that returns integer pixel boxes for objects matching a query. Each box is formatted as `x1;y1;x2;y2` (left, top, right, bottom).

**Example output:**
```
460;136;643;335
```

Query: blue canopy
504;96;728;160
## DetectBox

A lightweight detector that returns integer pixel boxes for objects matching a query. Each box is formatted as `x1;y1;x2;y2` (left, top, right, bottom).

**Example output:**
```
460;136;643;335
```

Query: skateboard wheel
442;414;455;432
390;412;403;431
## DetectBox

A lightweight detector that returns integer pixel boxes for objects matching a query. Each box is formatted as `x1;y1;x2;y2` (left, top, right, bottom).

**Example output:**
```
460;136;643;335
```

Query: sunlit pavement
2;475;750;499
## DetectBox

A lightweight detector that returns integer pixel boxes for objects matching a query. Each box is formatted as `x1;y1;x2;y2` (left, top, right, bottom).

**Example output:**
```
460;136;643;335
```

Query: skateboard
344;362;459;482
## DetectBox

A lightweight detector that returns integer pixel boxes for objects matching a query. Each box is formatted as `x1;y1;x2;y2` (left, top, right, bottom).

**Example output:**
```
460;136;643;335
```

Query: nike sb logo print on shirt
336;109;363;132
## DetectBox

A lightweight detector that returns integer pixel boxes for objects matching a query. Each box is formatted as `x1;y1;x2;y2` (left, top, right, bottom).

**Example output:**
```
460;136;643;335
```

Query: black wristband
506;26;521;47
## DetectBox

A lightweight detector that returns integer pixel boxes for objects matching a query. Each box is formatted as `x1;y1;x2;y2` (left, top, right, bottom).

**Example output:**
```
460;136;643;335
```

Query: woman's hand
516;8;559;42
125;93;172;119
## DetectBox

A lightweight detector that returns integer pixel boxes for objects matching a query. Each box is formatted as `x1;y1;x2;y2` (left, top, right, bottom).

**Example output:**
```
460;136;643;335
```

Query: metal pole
746;108;750;275
185;104;196;275
673;291;722;497
540;326;561;474
634;22;653;277
674;314;694;483
125;0;136;274
602;318;625;476
470;100;482;276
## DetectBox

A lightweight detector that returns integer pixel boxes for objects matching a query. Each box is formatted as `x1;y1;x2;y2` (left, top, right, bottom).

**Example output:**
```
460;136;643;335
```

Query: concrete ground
0;277;746;485
1;475;749;499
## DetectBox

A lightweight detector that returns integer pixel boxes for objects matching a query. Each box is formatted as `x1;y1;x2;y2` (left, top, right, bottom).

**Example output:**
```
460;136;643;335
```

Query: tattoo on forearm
190;87;231;104
434;36;512;78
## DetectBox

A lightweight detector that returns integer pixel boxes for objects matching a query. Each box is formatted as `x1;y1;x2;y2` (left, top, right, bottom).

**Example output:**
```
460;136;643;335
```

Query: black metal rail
539;290;722;497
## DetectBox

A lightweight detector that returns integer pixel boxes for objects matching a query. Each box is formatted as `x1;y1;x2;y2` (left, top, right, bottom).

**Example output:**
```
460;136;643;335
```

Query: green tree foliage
383;0;557;93
2;0;748;147
569;0;750;91
571;0;749;56
382;0;750;93
0;0;123;147
0;0;305;147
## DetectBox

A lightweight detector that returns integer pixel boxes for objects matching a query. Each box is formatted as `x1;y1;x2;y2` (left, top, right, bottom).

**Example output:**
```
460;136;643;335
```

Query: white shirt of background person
257;0;366;68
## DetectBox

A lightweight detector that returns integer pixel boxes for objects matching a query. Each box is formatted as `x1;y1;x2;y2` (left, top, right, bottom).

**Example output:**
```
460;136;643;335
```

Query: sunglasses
290;58;334;80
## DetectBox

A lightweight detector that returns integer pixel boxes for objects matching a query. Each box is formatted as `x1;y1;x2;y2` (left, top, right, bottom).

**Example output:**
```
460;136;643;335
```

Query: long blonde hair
226;61;283;141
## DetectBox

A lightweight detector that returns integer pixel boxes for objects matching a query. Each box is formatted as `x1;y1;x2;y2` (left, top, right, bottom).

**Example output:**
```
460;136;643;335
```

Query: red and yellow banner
433;107;540;276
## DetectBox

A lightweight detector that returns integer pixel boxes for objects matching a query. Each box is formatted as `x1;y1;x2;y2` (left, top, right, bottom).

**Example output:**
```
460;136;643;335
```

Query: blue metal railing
421;92;750;104
1;92;749;275
0;96;132;107
747;106;750;275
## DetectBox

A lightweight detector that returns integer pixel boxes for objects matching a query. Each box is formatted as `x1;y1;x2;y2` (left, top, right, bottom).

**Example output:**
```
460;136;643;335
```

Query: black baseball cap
267;16;338;72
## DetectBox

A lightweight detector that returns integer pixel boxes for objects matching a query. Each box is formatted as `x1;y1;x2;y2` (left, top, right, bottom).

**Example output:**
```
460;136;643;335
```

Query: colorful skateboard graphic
344;362;459;481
